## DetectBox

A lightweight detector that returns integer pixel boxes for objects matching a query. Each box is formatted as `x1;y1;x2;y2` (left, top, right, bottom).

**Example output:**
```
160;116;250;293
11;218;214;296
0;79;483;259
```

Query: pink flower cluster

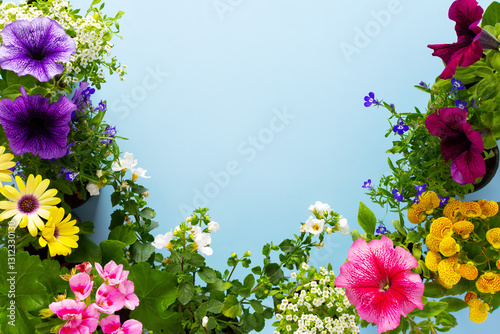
48;261;142;334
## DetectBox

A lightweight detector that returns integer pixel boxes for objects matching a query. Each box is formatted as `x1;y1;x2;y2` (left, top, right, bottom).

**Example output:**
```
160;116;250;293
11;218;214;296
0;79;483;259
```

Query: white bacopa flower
195;232;213;256
338;215;349;236
151;231;173;249
131;166;151;179
207;221;220;233
202;316;208;328
308;201;331;218
112;152;137;171
304;216;325;235
86;182;100;196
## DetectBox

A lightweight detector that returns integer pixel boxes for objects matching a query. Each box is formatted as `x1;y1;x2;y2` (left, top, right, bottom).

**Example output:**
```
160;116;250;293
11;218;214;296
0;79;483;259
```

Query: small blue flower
100;125;117;145
414;184;426;197
362;179;373;189
58;166;79;181
364;92;381;107
376;222;388;235
392;188;404;201
438;195;450;207
392;118;409;135
95;100;106;112
419;81;429;88
455;99;468;111
450;78;464;94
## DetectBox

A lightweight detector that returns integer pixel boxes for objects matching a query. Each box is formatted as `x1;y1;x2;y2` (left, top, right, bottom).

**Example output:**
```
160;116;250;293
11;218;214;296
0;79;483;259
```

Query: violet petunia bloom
425;107;485;184
0;17;76;82
335;236;424;333
0;87;76;159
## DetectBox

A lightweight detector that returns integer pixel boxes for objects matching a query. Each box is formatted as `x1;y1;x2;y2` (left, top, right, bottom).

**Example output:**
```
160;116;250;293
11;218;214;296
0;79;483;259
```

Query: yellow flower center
313;223;320;231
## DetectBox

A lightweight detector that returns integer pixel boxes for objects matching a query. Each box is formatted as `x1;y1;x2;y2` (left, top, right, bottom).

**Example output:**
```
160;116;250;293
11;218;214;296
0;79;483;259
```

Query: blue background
68;0;499;332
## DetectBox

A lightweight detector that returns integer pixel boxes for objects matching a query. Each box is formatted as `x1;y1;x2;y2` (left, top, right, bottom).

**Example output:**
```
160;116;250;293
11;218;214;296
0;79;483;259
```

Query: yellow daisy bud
453;220;474;239
424;250;442;272
469;299;490;323
444;199;463;222
419;191;441;214
460;201;482;218
430;217;453;239
439;237;460;257
486;228;500;249
478;199;499;218
464;291;477;305
459;262;478;281
476;272;500;294
438;256;461;287
408;206;427;224
426;233;442;253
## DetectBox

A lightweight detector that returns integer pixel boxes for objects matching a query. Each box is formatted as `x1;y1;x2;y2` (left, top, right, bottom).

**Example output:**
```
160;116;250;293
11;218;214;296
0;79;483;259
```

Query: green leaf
100;240;127;266
177;282;194;305
279;239;294;253
243;274;255;289
392;218;407;236
412;300;448;318
110;210;125;230
194;302;208;322
198;267;217;284
76;220;94;235
115;10;125;20
131;242;155;263
38;259;68;296
423;282;446;298
111;192;121;207
350;229;362;241
482;2;500;27
5;71;19;85
139;207;156;219
440;297;468;313
357;202;377;235
129;263;178;333
208;279;232;292
108;225;137;246
264;263;284;285
2;84;22;100
207;299;224;313
222;295;242;318
249;299;263;313
65;234;101;264
131;185;148;194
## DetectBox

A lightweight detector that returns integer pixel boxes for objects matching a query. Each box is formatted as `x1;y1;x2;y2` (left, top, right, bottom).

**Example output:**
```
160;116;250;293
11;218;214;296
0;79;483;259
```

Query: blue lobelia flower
455;99;468;111
0;17;76;82
364;92;381;107
392;188;404;201
362;179;373;189
393;118;409;135
449;78;465;94
376;222;388;235
100;125;117;145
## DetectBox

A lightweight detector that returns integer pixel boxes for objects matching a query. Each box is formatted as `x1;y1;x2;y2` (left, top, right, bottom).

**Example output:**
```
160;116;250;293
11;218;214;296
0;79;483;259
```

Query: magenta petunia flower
428;0;484;79
335;236;424;333
0;87;76;159
425;107;485;184
0;17;76;82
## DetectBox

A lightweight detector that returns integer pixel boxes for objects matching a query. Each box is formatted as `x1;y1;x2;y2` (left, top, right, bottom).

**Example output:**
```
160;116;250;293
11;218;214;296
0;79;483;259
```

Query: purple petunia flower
364;92;380;107
376;222;388;235
425;107;485;184
100;125;116;145
0;17;76;82
392;188;404;201
455;99;468;111
362;179;373;190
427;0;492;80
0;87;76;159
393;118;409;135
438;195;450;207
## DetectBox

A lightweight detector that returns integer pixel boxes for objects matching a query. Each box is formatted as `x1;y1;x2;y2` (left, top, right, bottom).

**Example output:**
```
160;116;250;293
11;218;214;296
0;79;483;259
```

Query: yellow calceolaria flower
444;199;463;222
424;250;442;272
39;207;79;257
418;191;441;214
486;228;500;249
476;272;500;294
438;256;461;287
468;299;490;323
407;205;427;224
453;220;474;239
438;276;454;289
459;262;478;281
460;201;482;218
478;199;499;218
497;259;500;270
439;237;460;257
430;217;454;239
426;233;442;253
464;291;478;305
0;146;16;186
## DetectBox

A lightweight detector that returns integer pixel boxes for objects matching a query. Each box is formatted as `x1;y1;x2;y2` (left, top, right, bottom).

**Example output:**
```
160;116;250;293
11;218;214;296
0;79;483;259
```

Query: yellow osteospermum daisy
486;228;500;249
478;199;499;218
39;207;79;257
0;175;60;236
0;146;16;186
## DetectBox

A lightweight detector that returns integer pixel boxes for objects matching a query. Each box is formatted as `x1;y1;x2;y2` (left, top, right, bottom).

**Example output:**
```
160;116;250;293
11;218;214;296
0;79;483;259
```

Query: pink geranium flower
427;0;493;79
69;273;94;301
425;107;485;184
335;236;424;333
75;262;92;275
118;280;140;310
94;283;125;314
48;299;99;334
95;260;128;285
100;315;143;334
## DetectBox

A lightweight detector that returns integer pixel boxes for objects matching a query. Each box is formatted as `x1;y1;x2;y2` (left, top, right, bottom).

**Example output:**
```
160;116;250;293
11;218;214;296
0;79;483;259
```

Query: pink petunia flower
118;280;140;310
69;273;94;301
428;0;499;79
95;260;128;285
425;107;485;184
335;236;424;333
94;283;125;314
48;299;99;334
100;315;143;334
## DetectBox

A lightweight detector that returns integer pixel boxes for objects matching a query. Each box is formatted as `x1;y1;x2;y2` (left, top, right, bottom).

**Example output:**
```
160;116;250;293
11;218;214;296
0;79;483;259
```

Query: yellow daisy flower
0;146;16;186
0;174;60;236
39;207;79;257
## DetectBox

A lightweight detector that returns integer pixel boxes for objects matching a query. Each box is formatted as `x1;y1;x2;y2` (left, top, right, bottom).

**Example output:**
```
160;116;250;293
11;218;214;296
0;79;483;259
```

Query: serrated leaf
108;225;137;246
207;299;223;313
222;295;242;318
177;282;194;305
198;267;217;284
131;242;155;263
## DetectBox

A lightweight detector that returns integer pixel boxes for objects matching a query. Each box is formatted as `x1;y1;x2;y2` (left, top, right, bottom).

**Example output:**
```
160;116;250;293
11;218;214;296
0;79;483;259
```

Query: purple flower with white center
362;179;372;190
455;99;468;111
364;92;380;107
72;82;95;110
393;117;409;135
392;188;404;201
376;222;388;235
0;87;76;159
438;195;450;206
58;166;79;181
0;17;76;82
449;78;464;94
414;184;426;196
419;81;429;88
100;125;117;145
95;101;106;112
